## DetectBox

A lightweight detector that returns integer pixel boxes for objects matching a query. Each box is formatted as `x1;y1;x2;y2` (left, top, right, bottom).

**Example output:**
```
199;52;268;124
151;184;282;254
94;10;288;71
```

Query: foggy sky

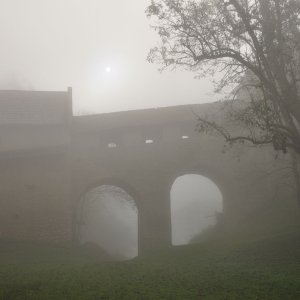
0;0;218;114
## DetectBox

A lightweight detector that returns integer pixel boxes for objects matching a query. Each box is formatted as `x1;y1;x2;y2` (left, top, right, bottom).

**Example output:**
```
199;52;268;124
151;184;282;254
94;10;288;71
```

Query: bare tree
146;0;300;204
146;0;300;152
194;72;293;153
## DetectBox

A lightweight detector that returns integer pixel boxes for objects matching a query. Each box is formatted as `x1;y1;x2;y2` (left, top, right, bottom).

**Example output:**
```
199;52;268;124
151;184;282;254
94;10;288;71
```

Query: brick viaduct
0;89;297;254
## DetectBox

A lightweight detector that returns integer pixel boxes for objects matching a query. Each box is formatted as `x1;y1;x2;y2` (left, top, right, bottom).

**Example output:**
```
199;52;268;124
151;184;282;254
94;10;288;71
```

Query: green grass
0;229;299;300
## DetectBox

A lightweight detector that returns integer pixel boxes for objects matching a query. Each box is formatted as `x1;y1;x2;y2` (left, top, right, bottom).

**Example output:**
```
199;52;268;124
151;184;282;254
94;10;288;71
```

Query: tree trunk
291;150;300;206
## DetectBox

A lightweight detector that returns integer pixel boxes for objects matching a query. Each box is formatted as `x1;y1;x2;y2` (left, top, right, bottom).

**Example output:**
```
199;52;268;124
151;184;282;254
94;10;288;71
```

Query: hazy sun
105;66;111;73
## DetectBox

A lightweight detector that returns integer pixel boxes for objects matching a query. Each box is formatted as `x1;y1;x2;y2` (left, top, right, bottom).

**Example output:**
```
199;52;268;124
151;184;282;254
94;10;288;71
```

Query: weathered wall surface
0;89;72;242
0;151;72;242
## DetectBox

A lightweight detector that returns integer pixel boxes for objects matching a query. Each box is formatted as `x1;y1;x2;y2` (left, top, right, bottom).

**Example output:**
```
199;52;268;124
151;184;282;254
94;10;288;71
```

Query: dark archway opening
76;185;138;260
171;174;223;245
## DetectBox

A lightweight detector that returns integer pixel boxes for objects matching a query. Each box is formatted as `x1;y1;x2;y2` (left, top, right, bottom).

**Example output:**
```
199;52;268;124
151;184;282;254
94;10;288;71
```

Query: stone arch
75;177;141;207
167;163;239;216
170;173;223;245
73;177;141;256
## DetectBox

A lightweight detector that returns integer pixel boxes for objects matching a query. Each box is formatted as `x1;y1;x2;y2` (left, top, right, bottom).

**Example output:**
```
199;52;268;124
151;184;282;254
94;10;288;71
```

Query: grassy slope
0;229;299;300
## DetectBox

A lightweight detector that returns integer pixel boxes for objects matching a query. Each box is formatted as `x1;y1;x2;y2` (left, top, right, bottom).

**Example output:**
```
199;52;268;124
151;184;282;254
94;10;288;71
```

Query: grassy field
0;229;299;300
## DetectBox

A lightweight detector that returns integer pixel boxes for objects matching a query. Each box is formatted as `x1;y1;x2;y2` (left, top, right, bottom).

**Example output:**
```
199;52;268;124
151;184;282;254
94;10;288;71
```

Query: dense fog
171;175;223;246
0;0;218;114
0;0;299;298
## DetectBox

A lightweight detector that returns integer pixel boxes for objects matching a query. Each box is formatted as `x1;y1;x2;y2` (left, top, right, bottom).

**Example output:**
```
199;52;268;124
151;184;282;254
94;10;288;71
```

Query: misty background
1;0;223;257
0;0;219;114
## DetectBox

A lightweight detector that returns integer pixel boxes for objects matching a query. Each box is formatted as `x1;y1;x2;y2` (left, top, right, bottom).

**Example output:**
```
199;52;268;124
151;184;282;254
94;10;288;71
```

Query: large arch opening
76;185;138;260
171;174;223;245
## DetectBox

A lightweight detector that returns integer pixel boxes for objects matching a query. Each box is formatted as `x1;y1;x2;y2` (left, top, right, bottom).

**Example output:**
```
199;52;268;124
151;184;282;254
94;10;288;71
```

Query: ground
0;229;299;300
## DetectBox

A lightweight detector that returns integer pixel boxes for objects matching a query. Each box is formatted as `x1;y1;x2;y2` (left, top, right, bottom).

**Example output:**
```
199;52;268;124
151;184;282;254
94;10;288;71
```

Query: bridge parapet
72;103;223;150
